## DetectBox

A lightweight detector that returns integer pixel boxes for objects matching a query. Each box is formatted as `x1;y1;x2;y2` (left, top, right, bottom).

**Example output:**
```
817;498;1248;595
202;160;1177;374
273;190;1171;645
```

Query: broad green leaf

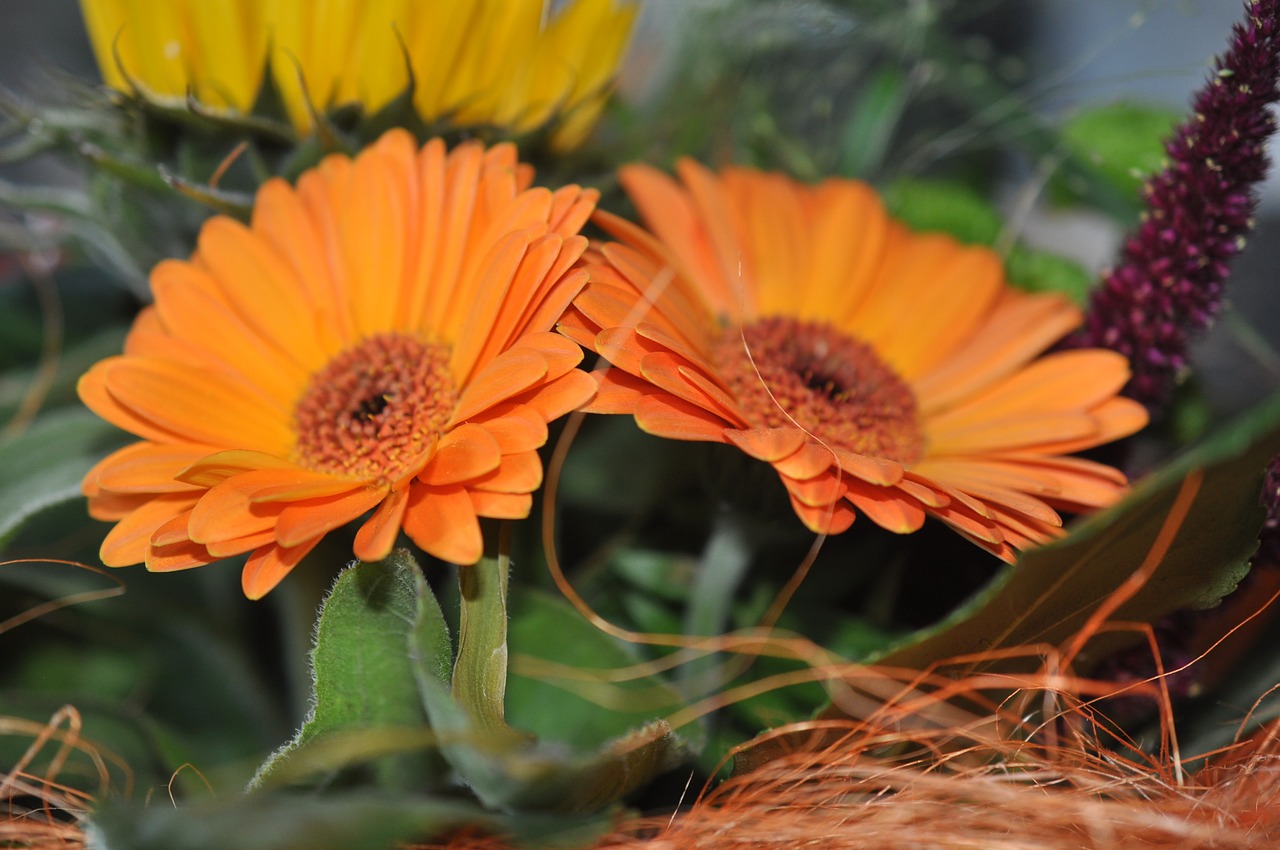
250;552;449;789
1005;245;1093;305
506;589;688;750
1060;101;1179;199
88;790;604;850
0;409;126;550
877;390;1280;673
881;178;1004;246
409;549;688;813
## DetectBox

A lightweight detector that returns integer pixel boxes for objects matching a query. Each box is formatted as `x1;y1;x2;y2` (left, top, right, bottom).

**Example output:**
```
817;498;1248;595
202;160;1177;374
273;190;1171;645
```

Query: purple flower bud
1071;0;1280;411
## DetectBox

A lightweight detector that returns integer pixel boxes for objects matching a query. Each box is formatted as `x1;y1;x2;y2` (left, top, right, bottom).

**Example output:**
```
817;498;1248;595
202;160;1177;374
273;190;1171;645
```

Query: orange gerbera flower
79;129;597;598
562;160;1149;560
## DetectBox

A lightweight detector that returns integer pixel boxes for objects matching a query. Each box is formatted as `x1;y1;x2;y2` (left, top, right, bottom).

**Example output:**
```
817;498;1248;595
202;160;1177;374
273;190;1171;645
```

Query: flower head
563;161;1148;560
79;0;637;150
79;129;598;598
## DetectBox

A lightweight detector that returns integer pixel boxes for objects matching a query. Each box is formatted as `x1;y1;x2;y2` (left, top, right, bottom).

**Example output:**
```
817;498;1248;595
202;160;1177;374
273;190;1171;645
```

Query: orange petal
146;538;220;573
418;423;502;486
927;349;1132;429
448;348;547;424
177;450;299;487
93;442;212;494
466;403;550;454
634;394;729;442
780;470;847;507
470;451;543;494
468;489;532;520
580;368;651;415
206;529;277;558
241;538;322;600
787;491;857;535
103;357;293;453
99;494;199;567
511;370;597;422
831;448;904;487
926;412;1099;456
402;484;483;565
274;486;387;549
354;487;411;562
725;427;807;463
845;484;928;534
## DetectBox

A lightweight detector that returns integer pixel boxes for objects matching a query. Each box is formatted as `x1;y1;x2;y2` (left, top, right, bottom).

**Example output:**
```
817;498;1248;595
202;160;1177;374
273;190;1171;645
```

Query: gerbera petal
275;487;388;549
241;538;322;600
780;470;847;507
510;370;599;422
928;350;1132;429
466;404;550;454
845;485;929;535
926;412;1099;456
205;529;278;558
103;358;293;453
470;451;543;494
94;442;210;494
419;424;503;486
468;489;533;520
176;450;300;488
634;394;730;442
402;484;483;566
99;494;200;567
913;292;1082;414
724;427;807;463
787;492;857;536
353;487;411;563
448;348;548;424
146;539;220;573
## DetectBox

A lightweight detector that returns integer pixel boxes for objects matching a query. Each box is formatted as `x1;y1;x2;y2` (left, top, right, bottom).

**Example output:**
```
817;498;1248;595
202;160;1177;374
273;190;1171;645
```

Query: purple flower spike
1073;0;1280;410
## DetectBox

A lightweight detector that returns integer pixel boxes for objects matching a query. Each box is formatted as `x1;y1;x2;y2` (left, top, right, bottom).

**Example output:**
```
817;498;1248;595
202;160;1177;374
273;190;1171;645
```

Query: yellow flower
563;160;1149;560
79;0;637;150
79;129;598;598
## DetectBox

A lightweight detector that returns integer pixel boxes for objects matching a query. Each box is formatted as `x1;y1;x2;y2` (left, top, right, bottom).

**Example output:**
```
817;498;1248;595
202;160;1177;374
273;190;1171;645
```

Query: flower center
712;317;924;464
293;333;456;481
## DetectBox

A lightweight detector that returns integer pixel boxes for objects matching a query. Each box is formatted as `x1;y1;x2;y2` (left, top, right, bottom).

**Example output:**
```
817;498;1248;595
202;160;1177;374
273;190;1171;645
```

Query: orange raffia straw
0;705;128;850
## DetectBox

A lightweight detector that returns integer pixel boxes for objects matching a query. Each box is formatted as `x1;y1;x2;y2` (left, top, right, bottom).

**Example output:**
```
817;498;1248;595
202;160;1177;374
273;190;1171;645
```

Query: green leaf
1060;101;1179;199
0;408;125;550
839;66;909;179
88;790;603;850
881;178;1004;246
1005;245;1094;305
506;589;688;751
877;390;1280;673
250;552;449;789
408;546;688;813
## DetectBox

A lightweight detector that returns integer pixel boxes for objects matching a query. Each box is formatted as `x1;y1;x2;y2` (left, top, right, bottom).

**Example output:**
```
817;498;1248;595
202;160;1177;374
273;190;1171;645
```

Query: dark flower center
712;316;924;463
293;333;456;480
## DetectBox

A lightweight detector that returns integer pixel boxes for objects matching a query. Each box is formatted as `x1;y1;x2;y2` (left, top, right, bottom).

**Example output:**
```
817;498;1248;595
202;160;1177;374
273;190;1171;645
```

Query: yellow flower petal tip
78;0;638;149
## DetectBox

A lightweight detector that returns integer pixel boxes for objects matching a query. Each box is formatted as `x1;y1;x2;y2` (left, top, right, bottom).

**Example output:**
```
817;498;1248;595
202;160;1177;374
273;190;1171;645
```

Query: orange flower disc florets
712;317;925;465
293;333;455;481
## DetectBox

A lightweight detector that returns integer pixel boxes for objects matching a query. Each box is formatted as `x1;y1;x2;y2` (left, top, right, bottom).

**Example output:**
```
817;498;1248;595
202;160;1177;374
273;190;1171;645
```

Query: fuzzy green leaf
250;551;449;789
409;549;688;813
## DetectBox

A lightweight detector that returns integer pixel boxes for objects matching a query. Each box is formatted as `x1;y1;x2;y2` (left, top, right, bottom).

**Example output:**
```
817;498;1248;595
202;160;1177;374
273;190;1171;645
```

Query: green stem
452;520;519;740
